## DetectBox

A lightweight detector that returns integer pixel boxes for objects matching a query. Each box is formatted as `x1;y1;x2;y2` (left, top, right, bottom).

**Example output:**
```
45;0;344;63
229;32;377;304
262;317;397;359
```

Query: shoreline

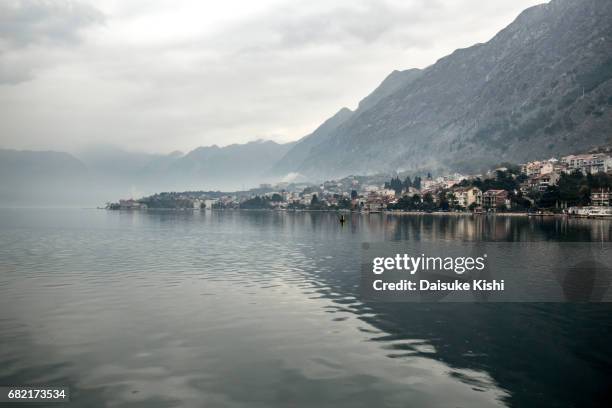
102;207;571;217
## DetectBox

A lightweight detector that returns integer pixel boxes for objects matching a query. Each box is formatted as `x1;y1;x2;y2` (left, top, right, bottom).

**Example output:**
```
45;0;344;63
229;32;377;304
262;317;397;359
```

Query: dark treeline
384;176;422;195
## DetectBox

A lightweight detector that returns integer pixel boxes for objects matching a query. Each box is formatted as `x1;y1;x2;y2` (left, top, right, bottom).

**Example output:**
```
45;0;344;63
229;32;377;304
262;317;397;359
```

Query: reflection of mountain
256;212;611;408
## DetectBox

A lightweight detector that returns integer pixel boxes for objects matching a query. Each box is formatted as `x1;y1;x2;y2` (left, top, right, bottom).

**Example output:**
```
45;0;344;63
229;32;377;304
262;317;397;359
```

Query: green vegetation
240;196;272;209
384;175;421;194
538;171;612;208
140;193;194;209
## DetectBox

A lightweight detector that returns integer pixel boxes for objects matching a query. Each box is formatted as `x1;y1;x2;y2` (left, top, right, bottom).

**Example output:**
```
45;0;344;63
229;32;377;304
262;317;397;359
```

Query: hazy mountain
270;107;354;176
0;149;91;207
356;69;422;112
0;138;290;206
0;140;295;206
76;145;167;176
75;140;294;193
274;0;612;180
270;69;423;177
157;140;295;190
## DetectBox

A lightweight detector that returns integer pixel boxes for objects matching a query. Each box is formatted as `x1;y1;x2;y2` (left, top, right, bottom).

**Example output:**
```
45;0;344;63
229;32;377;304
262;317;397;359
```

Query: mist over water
0;209;611;407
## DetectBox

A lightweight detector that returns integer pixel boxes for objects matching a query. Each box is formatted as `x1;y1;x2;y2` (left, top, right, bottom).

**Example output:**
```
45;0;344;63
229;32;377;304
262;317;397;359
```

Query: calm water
0;209;611;408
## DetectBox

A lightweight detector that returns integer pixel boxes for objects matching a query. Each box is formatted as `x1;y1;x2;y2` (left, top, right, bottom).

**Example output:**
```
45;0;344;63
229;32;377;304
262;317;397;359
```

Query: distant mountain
0;149;91;206
156;140;295;190
77;140;295;195
0;140;294;206
273;0;612;180
76;145;167;176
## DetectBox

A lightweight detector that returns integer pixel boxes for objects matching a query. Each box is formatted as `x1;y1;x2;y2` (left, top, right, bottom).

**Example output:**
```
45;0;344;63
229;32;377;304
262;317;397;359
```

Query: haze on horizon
0;0;544;155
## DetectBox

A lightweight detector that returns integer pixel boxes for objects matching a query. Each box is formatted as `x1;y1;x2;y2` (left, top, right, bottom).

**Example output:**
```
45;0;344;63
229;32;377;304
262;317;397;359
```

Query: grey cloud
0;0;104;84
273;0;436;48
0;0;545;152
0;0;104;47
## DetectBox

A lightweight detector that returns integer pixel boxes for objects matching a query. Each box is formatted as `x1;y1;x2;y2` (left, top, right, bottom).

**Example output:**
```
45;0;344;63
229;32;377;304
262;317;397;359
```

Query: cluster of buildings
450;187;510;210
519;153;612;194
109;150;612;213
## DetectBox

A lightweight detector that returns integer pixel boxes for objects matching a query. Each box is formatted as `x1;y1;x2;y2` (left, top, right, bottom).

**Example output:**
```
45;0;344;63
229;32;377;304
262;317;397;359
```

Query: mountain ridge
272;0;612;180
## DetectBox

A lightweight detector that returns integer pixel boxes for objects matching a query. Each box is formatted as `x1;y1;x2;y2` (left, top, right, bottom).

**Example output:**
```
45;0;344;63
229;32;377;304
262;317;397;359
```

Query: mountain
76;145;167;176
0;149;91;206
356;69;422;112
0;140;293;206
75;139;294;191
273;0;612;180
270;107;354;176
76;140;295;195
157;140;295;190
270;69;423;177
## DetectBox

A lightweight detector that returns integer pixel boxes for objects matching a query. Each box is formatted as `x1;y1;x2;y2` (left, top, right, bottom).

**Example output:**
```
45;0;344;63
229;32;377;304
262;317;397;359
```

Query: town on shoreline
107;148;612;218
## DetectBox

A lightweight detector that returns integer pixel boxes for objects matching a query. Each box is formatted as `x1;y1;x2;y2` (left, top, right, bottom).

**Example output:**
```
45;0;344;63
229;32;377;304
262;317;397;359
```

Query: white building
561;153;612;174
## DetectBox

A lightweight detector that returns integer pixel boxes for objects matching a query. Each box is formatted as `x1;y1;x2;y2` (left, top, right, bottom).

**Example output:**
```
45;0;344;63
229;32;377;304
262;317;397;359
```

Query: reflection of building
591;189;611;207
483;190;509;209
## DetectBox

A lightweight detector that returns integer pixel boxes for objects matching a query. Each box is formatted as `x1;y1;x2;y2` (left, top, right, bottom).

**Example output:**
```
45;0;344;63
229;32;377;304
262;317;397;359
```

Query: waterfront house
119;199;146;210
452;186;482;209
482;190;509;209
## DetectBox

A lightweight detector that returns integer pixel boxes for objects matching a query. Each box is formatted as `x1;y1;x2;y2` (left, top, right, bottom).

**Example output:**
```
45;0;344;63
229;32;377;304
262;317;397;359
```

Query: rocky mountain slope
274;0;612;180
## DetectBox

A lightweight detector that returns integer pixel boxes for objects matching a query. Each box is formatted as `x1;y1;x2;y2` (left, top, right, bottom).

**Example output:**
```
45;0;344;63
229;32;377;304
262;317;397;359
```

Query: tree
448;193;459;210
403;176;412;189
413;176;422;190
271;193;283;202
338;197;352;209
351;190;358;200
240;196;271;209
537;186;561;209
437;190;450;211
385;176;403;195
422;192;434;211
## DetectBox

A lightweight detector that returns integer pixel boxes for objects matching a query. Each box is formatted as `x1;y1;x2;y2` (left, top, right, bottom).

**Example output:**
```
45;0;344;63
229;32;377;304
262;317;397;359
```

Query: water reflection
0;209;610;407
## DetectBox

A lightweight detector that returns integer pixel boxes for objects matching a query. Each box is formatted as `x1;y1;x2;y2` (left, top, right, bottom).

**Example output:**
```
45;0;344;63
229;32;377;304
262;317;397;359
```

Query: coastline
102;207;549;217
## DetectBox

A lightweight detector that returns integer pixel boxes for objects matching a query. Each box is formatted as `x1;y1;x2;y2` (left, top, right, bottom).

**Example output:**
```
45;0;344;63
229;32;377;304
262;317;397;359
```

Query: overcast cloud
0;0;545;154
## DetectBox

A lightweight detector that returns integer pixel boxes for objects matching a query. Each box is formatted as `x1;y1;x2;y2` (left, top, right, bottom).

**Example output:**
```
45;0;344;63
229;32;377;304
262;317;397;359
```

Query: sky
0;0;545;155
